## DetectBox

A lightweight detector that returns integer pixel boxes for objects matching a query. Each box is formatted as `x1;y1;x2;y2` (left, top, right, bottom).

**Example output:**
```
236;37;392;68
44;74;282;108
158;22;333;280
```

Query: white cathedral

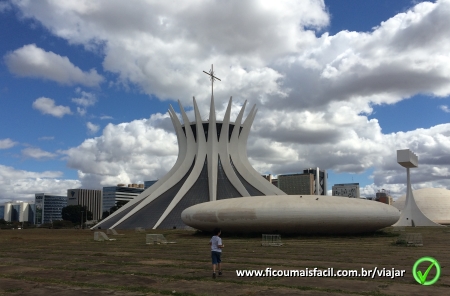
94;95;286;230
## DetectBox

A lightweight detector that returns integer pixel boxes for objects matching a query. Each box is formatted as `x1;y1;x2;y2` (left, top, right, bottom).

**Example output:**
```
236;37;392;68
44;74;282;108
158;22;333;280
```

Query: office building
375;189;393;205
144;180;157;189
303;168;327;195
332;183;360;198
1;201;35;224
102;184;145;213
278;168;327;195
35;194;67;224
278;173;314;195
67;189;102;221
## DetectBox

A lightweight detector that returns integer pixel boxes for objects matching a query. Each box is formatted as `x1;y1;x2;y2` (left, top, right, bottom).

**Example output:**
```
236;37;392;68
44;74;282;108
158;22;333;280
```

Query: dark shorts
211;251;222;264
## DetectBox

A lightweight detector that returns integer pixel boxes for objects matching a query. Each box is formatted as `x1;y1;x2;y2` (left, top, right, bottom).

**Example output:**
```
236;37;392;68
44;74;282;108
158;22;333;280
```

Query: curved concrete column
153;97;208;228
110;101;198;229
229;104;276;195
94;106;188;229
238;107;286;196
218;97;250;197
207;95;218;201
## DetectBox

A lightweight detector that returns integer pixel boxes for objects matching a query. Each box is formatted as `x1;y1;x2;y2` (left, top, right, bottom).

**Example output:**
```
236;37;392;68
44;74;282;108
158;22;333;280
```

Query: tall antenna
203;64;221;97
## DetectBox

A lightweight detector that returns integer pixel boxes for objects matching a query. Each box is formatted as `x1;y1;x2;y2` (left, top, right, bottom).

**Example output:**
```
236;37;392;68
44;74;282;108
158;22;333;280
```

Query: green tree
61;205;93;223
102;211;110;219
111;200;128;214
101;200;129;219
103;200;129;219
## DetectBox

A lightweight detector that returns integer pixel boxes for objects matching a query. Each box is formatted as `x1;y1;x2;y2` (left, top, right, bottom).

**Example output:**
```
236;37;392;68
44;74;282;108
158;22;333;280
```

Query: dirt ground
0;227;449;295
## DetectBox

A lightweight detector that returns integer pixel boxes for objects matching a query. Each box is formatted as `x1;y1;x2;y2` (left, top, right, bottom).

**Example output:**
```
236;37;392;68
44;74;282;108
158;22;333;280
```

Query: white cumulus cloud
72;88;97;107
86;122;100;134
9;0;328;108
440;105;450;113
72;89;97;117
62;113;178;188
4;44;104;87
77;107;87;116
0;164;81;203
0;138;17;149
22;147;57;159
10;0;450;197
32;97;72;118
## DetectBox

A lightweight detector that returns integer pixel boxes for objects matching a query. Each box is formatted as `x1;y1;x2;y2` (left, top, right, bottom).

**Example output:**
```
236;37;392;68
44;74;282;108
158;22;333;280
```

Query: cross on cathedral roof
203;64;221;97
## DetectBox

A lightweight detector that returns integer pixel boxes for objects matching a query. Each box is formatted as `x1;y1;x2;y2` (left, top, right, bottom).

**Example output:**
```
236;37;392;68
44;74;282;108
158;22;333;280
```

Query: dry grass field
0;227;449;295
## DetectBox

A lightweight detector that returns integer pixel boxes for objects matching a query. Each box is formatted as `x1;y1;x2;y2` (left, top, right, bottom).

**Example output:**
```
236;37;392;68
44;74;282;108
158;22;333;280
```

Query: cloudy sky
1;0;449;203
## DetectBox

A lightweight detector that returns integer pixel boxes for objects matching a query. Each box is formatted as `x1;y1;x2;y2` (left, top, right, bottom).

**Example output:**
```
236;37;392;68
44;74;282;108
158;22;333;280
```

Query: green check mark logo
416;262;434;284
413;257;441;285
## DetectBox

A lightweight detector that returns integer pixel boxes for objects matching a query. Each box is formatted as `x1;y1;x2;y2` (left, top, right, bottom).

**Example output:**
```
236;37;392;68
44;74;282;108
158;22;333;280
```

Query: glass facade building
144;180;157;189
28;203;35;224
0;205;4;220
102;186;145;213
35;194;67;224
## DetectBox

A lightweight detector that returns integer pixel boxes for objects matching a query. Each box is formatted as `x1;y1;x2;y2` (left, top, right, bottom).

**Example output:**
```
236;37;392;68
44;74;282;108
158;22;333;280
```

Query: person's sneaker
212;272;216;279
218;271;222;276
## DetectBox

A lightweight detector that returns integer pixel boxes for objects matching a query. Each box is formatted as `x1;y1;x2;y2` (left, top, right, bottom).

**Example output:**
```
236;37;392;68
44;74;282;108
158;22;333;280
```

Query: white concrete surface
393;188;450;225
181;195;401;234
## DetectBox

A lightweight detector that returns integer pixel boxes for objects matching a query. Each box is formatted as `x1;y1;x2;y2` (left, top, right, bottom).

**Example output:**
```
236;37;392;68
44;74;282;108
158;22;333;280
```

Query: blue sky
1;0;449;202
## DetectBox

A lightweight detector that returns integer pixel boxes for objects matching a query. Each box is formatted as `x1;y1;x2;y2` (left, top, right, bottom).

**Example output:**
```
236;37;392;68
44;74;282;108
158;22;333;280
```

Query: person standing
209;228;224;279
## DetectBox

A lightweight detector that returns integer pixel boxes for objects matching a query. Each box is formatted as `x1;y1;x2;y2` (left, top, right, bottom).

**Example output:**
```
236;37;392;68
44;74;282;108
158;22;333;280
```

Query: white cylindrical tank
181;195;400;234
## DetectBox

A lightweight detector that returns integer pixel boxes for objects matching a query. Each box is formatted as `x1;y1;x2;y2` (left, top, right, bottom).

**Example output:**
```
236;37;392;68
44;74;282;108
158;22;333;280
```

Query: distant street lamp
50;208;54;228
